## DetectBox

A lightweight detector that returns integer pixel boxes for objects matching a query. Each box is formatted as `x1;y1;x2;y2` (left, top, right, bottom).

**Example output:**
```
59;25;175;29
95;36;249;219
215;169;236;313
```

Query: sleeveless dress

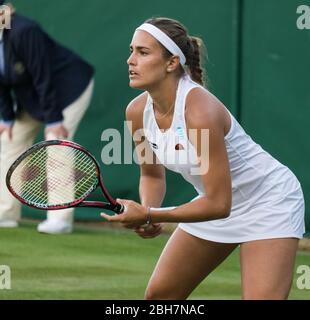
143;74;305;243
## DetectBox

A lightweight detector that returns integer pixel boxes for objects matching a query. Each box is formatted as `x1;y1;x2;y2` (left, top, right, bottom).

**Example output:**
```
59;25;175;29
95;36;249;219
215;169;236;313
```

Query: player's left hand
101;198;148;229
134;223;163;238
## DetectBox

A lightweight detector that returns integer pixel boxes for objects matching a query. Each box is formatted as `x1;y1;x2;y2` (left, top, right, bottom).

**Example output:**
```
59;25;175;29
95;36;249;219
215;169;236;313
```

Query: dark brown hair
145;17;207;87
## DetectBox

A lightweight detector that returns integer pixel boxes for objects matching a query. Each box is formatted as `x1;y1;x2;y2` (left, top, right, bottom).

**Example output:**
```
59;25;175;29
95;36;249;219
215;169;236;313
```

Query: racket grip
114;203;124;214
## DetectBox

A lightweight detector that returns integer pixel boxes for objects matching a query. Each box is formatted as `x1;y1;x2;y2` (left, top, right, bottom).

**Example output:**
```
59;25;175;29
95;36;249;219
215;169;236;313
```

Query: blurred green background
9;0;309;236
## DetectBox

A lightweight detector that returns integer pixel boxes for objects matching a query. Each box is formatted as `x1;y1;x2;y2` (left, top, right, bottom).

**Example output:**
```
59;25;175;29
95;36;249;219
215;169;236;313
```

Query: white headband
136;23;186;66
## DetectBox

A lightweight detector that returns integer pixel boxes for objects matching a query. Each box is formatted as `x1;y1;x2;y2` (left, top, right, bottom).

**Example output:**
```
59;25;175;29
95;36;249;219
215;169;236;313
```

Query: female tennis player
101;17;305;300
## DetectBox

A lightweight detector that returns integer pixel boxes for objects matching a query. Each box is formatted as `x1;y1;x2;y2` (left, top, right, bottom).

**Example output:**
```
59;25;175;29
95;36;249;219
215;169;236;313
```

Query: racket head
6;140;101;210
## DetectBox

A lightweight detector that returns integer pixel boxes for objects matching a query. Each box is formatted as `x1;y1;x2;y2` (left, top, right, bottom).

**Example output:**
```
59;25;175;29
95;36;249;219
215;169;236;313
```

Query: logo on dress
149;142;158;149
175;143;184;150
176;126;185;139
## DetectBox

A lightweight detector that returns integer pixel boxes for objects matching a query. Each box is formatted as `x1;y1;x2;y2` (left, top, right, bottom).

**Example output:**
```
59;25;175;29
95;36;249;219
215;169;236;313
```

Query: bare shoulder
185;87;231;134
126;92;148;130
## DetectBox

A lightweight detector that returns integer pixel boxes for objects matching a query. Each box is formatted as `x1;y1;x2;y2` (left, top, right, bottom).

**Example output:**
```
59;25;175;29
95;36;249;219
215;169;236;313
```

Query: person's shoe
0;219;18;228
37;219;73;234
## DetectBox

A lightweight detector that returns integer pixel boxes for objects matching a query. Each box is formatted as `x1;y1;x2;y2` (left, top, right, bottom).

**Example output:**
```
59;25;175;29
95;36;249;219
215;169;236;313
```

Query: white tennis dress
143;74;305;243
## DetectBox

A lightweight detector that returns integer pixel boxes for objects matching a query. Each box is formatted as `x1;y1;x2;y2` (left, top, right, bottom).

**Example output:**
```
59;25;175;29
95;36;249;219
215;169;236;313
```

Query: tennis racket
6;140;124;214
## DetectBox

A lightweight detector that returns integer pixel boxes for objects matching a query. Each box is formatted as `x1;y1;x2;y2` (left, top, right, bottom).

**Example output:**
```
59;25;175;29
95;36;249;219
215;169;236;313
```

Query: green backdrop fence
9;0;309;236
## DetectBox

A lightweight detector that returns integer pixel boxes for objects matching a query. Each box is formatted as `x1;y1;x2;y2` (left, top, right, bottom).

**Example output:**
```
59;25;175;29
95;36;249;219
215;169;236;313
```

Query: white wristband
146;207;152;225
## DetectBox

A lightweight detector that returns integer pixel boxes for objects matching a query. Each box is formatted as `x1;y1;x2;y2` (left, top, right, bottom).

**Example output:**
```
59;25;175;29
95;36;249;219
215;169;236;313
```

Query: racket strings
25;147;95;206
11;147;49;203
9;145;98;208
11;147;60;205
15;147;65;204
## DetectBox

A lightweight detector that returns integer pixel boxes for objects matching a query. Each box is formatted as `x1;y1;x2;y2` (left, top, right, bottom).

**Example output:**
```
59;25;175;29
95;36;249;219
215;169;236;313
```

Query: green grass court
0;221;309;300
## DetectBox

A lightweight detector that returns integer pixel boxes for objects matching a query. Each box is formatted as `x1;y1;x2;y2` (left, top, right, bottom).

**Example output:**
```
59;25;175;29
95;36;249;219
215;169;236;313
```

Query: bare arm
121;95;166;237
126;93;166;208
139;164;166;208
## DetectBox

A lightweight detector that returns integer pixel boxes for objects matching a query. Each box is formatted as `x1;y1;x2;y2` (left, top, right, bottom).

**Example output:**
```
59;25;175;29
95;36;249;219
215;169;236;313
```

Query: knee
144;284;164;300
242;280;293;300
144;283;188;300
242;289;290;300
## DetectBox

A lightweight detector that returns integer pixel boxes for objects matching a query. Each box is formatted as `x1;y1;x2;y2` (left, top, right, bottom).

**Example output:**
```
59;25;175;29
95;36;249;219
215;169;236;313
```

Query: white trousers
0;78;94;223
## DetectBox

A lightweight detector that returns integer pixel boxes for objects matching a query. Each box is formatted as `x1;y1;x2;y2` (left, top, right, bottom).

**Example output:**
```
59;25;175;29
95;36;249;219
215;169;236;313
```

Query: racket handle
114;203;124;214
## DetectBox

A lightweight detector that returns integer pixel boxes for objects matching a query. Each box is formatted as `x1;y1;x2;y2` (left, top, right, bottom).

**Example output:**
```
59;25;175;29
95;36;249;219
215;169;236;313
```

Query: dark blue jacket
0;14;94;124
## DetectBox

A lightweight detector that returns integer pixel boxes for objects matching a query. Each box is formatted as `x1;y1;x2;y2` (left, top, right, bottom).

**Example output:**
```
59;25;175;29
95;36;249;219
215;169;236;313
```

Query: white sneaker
37;219;73;234
0;219;18;228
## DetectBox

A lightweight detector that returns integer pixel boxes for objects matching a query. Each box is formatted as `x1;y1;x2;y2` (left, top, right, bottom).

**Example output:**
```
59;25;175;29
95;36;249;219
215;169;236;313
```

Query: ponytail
186;36;207;87
145;17;208;87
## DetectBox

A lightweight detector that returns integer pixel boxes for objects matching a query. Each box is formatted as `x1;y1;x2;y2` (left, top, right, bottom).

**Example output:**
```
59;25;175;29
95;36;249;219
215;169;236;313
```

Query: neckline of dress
149;76;183;135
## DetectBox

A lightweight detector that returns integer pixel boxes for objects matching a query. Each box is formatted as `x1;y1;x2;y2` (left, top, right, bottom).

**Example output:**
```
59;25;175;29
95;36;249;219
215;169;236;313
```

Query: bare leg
240;238;299;300
145;227;238;300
